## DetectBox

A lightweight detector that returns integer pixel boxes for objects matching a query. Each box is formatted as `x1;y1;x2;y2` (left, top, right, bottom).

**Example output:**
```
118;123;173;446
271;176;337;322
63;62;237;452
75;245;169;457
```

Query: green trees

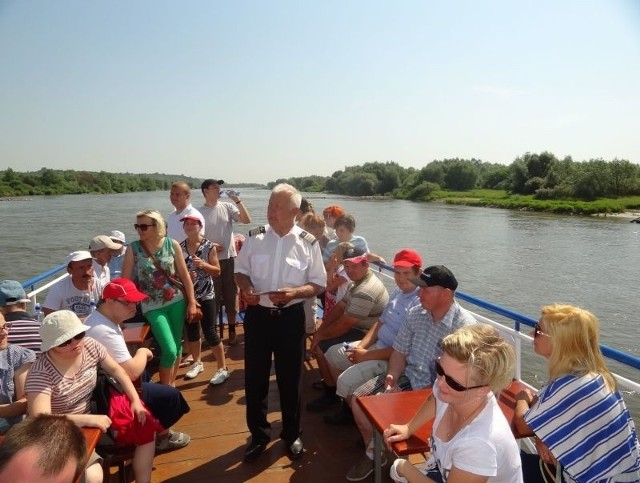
0;168;203;197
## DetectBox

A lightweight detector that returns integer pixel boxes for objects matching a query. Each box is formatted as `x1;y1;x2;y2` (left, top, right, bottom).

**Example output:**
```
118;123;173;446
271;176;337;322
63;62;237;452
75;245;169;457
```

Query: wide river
1;189;638;404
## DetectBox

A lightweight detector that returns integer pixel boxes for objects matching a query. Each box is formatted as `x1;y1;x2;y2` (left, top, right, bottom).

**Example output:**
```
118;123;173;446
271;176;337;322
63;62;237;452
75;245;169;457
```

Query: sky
1;1;639;184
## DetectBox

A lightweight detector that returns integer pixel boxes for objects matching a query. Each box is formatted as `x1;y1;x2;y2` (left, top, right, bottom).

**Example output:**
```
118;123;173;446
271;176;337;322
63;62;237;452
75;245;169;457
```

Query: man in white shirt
198;178;251;344
166;181;204;242
235;183;326;462
43;251;103;319
85;278;191;452
89;235;122;284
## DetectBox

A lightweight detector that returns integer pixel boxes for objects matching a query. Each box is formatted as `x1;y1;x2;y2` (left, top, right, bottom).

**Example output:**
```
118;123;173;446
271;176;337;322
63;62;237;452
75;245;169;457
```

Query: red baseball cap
180;215;202;225
393;249;422;268
102;278;148;303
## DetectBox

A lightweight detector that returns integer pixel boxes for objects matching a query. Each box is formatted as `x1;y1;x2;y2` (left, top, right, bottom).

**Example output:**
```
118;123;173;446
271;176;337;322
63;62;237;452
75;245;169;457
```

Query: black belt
256;302;303;318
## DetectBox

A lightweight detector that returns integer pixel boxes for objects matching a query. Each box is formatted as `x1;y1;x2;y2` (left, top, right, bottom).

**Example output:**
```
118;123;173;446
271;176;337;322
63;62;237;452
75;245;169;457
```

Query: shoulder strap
248;226;266;237
139;239;184;291
298;230;317;245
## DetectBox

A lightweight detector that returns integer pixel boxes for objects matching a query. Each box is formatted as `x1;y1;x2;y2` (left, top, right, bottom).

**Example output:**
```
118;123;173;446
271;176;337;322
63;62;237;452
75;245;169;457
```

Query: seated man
322;249;422;425
0;280;41;354
0;414;87;482
43;251;104;319
308;247;389;411
345;265;477;482
85;278;191;452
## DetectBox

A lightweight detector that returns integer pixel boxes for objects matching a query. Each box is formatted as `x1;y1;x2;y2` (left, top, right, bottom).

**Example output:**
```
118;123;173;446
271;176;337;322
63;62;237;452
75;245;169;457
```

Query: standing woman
384;324;522;483
514;304;640;483
180;215;230;385
122;209;197;386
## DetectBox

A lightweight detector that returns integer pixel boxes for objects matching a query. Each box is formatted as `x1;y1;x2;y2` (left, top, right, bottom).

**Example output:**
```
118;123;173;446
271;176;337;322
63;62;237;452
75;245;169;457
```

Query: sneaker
346;454;388;481
210;368;230;385
184;362;204;380
156;430;191;452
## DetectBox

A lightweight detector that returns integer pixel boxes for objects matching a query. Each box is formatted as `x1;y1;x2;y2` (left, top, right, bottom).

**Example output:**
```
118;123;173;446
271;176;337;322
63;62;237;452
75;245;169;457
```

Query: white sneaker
185;362;204;380
209;368;230;385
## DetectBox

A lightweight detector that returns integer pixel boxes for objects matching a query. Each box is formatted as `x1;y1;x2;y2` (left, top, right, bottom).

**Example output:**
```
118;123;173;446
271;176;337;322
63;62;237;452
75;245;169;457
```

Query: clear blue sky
1;0;639;184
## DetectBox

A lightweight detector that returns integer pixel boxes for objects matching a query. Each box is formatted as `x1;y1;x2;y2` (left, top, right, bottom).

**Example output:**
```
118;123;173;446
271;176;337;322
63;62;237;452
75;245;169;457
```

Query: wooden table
356;380;534;483
123;322;151;348
357;389;433;483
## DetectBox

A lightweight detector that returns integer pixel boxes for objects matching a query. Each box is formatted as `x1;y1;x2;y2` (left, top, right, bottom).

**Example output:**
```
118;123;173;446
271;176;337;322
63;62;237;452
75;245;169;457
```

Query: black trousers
243;303;305;444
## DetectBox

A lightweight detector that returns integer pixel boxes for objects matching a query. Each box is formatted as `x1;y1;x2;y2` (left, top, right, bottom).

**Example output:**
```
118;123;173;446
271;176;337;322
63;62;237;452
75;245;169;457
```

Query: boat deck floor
129;325;397;482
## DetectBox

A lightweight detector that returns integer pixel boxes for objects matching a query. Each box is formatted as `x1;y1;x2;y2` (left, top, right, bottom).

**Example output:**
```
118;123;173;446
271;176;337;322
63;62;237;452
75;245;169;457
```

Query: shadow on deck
142;326;392;483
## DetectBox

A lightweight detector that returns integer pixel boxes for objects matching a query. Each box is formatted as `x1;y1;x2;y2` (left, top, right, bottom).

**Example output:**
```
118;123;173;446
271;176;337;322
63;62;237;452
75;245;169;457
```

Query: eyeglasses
0;322;12;332
534;322;549;338
435;359;486;392
58;332;86;347
134;223;156;231
114;299;136;307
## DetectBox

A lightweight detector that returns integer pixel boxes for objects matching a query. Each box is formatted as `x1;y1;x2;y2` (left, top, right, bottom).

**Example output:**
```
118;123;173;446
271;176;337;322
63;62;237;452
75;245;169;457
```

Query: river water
1;189;638;404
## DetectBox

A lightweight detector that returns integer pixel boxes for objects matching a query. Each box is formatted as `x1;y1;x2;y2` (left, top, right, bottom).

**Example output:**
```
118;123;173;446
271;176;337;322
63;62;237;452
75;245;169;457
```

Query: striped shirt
525;373;640;482
5;311;42;355
25;337;107;415
343;271;389;331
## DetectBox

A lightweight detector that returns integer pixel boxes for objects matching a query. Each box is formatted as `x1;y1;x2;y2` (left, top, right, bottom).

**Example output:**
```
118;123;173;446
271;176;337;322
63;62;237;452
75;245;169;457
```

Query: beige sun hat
40;310;90;352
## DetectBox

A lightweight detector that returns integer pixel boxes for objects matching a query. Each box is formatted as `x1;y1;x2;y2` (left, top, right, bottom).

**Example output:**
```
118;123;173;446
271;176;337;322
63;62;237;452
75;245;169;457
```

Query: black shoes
323;404;354;425
243;438;268;463
306;392;340;412
287;437;304;460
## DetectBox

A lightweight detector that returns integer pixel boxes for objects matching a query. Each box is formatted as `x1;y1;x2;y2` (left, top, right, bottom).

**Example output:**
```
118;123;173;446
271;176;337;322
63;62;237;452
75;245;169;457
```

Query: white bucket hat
40;310;90;352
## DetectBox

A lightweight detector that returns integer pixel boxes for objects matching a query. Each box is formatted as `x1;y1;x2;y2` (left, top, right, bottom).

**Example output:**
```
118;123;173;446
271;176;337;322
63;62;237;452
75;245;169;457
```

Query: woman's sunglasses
533;322;549;338
134;223;156;231
58;331;86;347
435;359;485;392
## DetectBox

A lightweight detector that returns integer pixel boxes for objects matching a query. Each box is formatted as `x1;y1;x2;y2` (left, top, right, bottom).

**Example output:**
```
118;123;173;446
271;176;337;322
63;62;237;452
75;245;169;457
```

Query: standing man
42;251;103;319
198;178;251;344
166;181;204;243
235;183;326;462
107;230;127;278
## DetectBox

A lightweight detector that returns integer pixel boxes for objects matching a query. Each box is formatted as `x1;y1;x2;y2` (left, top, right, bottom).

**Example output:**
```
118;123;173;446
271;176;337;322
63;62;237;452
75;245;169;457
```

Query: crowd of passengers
1;180;639;483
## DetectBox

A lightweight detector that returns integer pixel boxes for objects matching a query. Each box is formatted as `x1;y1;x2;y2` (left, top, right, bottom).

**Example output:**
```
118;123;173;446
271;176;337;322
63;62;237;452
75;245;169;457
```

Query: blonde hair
300;213;325;232
136;209;167;237
442;324;515;393
541;304;615;391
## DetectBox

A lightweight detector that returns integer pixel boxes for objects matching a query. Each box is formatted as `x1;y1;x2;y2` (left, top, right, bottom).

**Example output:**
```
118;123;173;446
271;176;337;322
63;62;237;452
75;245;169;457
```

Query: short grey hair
272;183;302;209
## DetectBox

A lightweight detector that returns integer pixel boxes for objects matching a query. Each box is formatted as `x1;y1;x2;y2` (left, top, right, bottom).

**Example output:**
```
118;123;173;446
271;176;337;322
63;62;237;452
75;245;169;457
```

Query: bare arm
120;348;153;380
121;245;135;280
228;194;252;224
0;362;31;418
27;391;111;432
384;349;408;392
514;389;537;437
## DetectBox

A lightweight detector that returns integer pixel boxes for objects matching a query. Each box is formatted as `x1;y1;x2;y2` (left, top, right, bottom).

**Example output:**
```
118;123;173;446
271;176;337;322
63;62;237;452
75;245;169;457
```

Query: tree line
1;168;200;197
268;152;640;202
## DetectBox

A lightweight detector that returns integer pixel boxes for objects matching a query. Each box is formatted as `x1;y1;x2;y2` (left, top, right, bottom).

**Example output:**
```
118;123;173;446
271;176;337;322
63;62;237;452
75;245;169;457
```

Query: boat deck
140;325;396;483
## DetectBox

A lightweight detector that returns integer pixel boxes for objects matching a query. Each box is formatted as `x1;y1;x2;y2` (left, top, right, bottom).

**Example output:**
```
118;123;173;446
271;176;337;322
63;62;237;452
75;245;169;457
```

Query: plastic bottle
89;299;97;313
226;189;241;198
34;303;44;323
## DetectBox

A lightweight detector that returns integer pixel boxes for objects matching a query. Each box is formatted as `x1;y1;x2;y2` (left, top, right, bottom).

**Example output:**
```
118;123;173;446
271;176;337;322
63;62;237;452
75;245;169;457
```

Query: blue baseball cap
0;280;30;306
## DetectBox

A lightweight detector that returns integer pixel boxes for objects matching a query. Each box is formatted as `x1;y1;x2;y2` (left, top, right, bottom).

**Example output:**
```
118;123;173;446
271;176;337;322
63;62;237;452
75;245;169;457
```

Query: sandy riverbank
592;211;640;220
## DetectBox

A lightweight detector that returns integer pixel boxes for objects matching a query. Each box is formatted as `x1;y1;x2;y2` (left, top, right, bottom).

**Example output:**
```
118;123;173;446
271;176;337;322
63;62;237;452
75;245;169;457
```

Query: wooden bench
356;380;533;483
122;322;151;352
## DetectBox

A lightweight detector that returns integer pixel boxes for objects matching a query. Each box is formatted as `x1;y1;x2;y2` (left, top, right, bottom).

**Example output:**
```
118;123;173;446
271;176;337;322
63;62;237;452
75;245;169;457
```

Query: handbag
91;369;125;415
138;239;203;322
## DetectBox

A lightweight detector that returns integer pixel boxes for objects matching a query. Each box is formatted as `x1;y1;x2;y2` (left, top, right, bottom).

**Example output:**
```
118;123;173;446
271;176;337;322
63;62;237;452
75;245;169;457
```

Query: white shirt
85;310;131;364
430;382;523;482
93;260;110;285
166;204;205;242
235;224;326;308
198;201;242;260
43;277;103;319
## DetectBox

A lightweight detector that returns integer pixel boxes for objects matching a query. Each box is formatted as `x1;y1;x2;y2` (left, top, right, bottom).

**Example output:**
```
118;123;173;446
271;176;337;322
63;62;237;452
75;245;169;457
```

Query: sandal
178;355;194;368
156;430;191;452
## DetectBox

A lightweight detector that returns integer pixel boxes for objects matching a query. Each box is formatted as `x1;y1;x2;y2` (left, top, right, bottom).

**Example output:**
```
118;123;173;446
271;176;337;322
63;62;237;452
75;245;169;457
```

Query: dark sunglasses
534;322;549;338
58;331;86;347
134;223;156;231
435;359;485;392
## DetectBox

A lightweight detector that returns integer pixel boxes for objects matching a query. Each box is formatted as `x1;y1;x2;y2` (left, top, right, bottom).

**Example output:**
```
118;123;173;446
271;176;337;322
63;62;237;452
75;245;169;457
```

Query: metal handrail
370;261;640;373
